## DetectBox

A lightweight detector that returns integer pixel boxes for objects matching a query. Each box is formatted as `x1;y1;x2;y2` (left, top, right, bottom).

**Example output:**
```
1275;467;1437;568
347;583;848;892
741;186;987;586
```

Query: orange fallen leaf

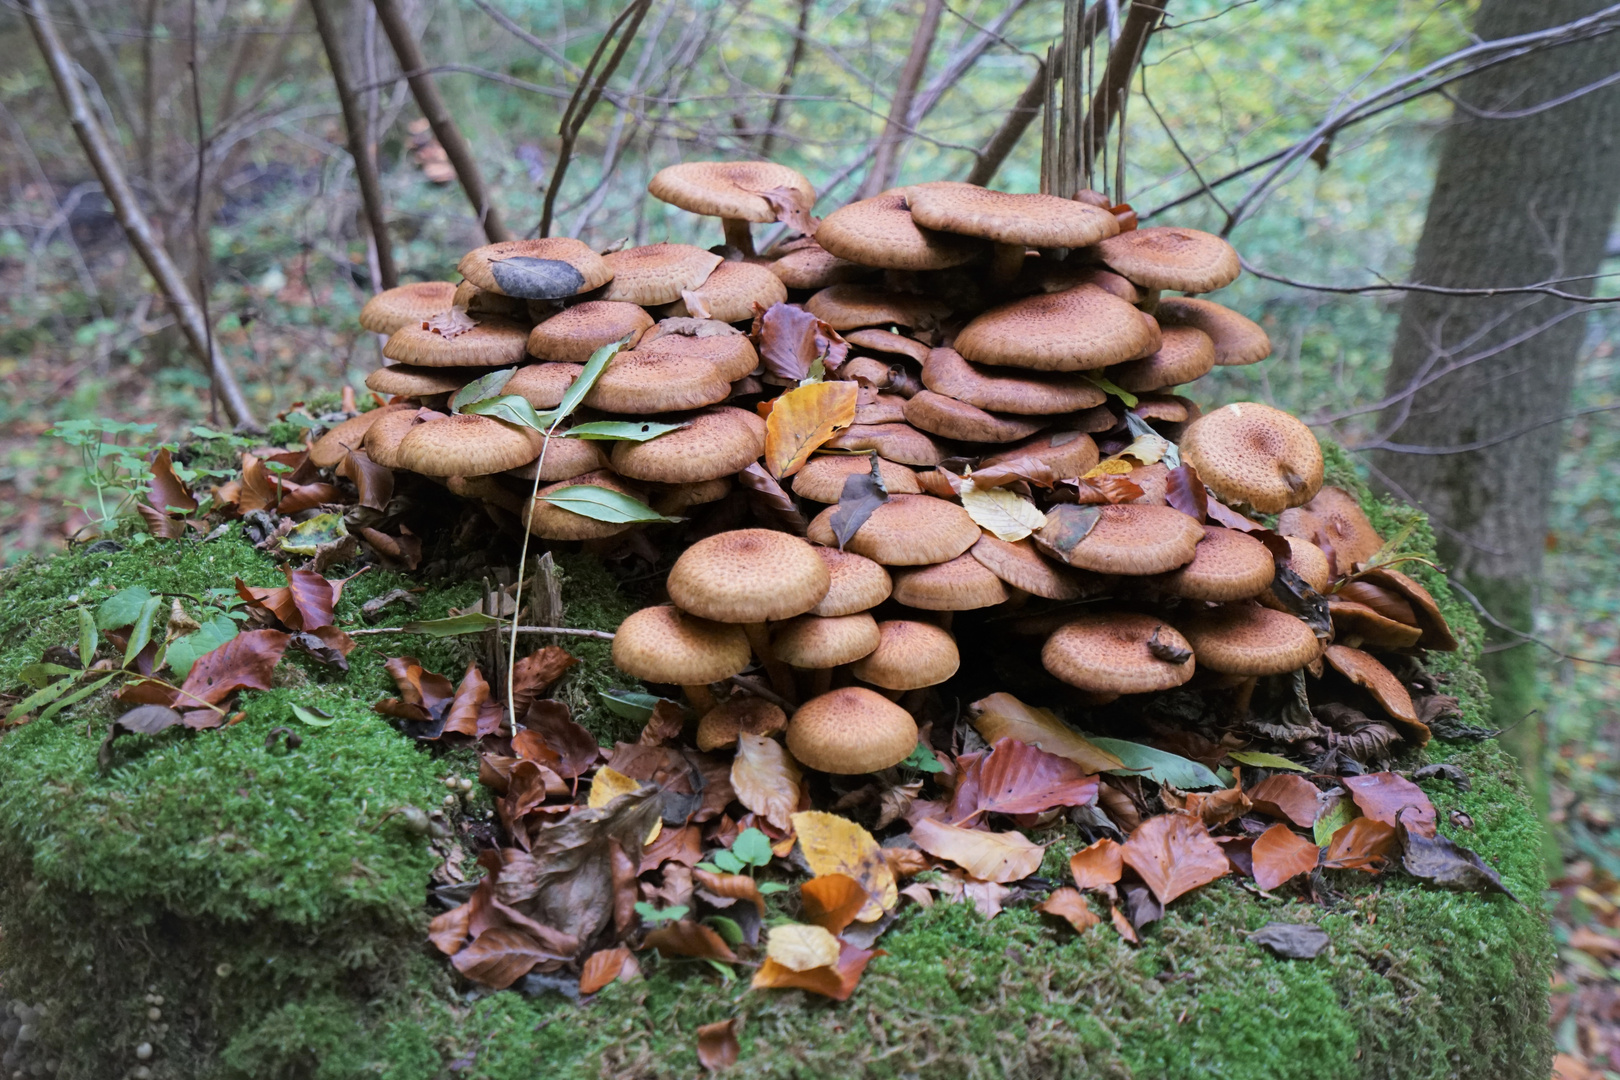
731;733;802;832
1182;773;1251;829
642;920;738;962
1119;813;1229;905
696;1017;741;1072
450;927;565;990
579;946;634;995
693;868;766;917
899;882;935;908
765;923;841;971
1321;816;1398;871
801;873;868;934
792;811;897;921
959;878;1011;918
1251;823;1319;891
963;737;1099;820
751;941;884;1001
882;846;931;879
1069;838;1124;890
1036;887;1100;932
968;693;1123;773
1110;904;1139;945
909;818;1045;884
1343;772;1435;836
1247;774;1323;828
764;380;857;478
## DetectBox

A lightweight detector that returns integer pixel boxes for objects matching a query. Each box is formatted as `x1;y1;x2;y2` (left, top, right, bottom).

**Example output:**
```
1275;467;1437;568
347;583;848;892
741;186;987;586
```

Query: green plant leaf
704;958;736;983
902;743;944;773
696;861;722;875
450;368;518;411
713;850;745;874
757;881;790;895
281;513;349;556
1314;798;1356;847
460;393;548;431
1086;737;1223;790
563;420;687;442
704;915;744;946
1228;750;1309;773
398;613;505;637
537;338;626;428
290;703;338;728
537;485;674;524
122;595;164;668
78;607;98;667
598;688;680;722
96;586;154;630
5;676;79;722
19;663;80;689
732;828;774;867
38;673;117;723
1083;374;1139;408
166;617;239;679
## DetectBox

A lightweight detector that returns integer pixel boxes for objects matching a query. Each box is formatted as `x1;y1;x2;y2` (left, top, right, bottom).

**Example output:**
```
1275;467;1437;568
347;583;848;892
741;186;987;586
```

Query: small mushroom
785;687;918;774
610;604;752;713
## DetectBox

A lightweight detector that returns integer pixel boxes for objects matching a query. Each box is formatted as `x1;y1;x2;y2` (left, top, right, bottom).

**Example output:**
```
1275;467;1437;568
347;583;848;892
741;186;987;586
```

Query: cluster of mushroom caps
314;158;1456;773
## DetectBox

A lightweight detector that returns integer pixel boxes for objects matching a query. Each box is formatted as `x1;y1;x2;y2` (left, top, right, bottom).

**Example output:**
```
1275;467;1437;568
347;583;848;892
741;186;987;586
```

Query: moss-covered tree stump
0;459;1553;1080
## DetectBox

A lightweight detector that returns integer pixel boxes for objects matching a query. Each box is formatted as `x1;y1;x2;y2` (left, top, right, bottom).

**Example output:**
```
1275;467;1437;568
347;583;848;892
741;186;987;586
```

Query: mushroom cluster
323;159;1455;775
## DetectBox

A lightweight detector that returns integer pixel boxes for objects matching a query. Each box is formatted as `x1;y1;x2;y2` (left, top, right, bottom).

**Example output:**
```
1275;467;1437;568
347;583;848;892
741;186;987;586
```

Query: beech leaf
967;693;1122;773
800;874;868;934
696;1017;742;1072
960;481;1046;542
579;947;634;995
749;941;881;1001
1119;813;1229;905
1343;772;1436;837
791;811;897;921
1251;921;1331;960
909;818;1045;884
1320;817;1398;872
964;737;1098;820
489;256;587;300
1069;838;1124;890
731;733;802;832
764;381;858;478
1247;773;1323;828
827;453;888;549
1251;823;1320;891
765;923;841;972
1036;887;1100;933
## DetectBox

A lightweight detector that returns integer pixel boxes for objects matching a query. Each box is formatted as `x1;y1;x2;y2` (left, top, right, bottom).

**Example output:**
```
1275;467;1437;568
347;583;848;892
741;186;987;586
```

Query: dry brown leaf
1036;887;1100;933
1069;838;1124;890
791;811;897;921
750;941;883;1001
961;737;1099;821
731;733;802;831
764;380;858;478
967;693;1123;773
882;846;932;880
959;878;1012;918
696;1017;741;1072
579;946;634;995
1343;772;1436;836
1247;774;1323;828
589;767;661;844
1119;813;1229;905
1110;904;1139;945
800;873;868;934
909;818;1045;884
1321;816;1398;872
1251;823;1320;891
693;868;766;917
643;920;738;962
899;882;935;908
765;923;841;972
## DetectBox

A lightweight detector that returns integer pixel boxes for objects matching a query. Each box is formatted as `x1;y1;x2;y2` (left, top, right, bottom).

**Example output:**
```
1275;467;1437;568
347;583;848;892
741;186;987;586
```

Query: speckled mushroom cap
1179;402;1324;514
854;393;909;426
637;325;760;382
804;285;952;331
922;347;1105;416
1354;566;1457;651
815;192;984;271
662;260;788;323
1323;644;1425;740
891;553;1010;610
608;405;764;483
1284;487;1384;576
822;423;945;466
457;238;613;299
309;403;413;468
969;534;1087;600
1328;599;1423;650
1041;613;1197;694
1282;535;1334;594
666;528;829;623
850;620;959;690
394;413;544;477
807;493;980;565
452;280;527;318
359;281;458;334
611;604;753;686
983;429;1102;479
498;362;582;410
845;328;931;364
903;391;1049;444
503;432;610;482
772;612;882;668
383;317;531;368
1107;326;1217;393
1155;297;1270;366
527;301;653;364
648;160;816;223
363;407;444;468
785;686;919;774
1092;227;1240;293
767;241;870;290
1180;602;1323;676
581;348;731;414
840;357;901;387
526;469;644;540
809;547;893;616
599;244;724;306
695;695;788;752
791;454;921;503
1040;503;1204;574
904;183;1120;248
365;364;480;399
1019;261;1141;303
953;285;1157;371
1158;526;1275;602
1132;395;1191;423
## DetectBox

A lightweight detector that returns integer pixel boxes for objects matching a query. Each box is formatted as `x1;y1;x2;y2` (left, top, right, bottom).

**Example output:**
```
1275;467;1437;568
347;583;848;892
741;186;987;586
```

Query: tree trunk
1374;0;1620;870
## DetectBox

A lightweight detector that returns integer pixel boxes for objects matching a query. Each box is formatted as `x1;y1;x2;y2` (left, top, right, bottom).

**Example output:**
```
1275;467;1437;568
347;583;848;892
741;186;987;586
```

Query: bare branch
1241;257;1620;305
1083;0;1167;179
858;0;947;199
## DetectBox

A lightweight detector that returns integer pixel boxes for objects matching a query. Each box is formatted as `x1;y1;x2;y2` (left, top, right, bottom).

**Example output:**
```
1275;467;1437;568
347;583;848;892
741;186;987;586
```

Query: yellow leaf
910;817;1045;884
764;381;858;478
967;692;1124;773
588;767;661;844
765;923;841;972
731;733;802;832
1083;432;1170;478
959;480;1046;542
790;810;897;921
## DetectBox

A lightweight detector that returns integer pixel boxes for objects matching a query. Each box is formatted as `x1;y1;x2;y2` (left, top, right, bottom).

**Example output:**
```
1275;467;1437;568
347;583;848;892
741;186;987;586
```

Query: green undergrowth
0;454;1553;1079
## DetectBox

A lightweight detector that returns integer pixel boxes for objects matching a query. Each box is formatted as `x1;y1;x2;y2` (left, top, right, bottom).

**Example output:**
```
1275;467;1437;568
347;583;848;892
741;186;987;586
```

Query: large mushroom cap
772;612;882;668
453;280;526;318
804;285;952;332
922;347;1105;416
527;301;653;364
1159;526;1275;602
791;454;921;503
1107;326;1217;393
526;469;644;540
1323;644;1425;741
815;192;984;271
1328;599;1423;650
636;324;760;382
904;183;1120;248
1041;613;1197;694
503;362;585;409
953;285;1157;371
309;404;412;468
1180;602;1323;675
582;348;731;414
600;243;724;306
363;407;444;468
809;547;893;616
695;695;788;751
983;429;1103;479
1038;503;1204;574
612;604;753;686
903;391;1049;443
823;423;945;466
662;260;788;323
1092;226;1240;293
1353;566;1457;651
394;413;544;477
1155;297;1271;366
851;619;960;689
609;405;764;483
667;528;831;623
807;493;980;565
1281;486;1384;576
1179;402;1324;514
768;241;870;290
359;281;457;334
648;160;815;223
891;552;1010;610
503;431;609;482
786;686;919;774
382;317;531;367
844;328;930;364
969;534;1088;600
365;364;479;399
457;238;612;299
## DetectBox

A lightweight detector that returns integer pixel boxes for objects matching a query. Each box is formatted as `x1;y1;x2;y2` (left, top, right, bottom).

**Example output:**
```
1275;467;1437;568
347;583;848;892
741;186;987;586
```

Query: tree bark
1374;0;1620;868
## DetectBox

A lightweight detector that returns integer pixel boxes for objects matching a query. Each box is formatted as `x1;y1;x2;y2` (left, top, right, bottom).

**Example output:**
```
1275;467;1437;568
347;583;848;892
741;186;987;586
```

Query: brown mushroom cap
362;407;445;468
823;423;945;466
809;547;893;616
359;281;457;334
792;454;921;503
851;620;960;690
904;183;1120;248
612;604;753;686
1274;535;1333;596
1286;487;1384;576
903;391;1049;443
807;493;979;565
804;285;952;332
954;285;1157;371
648;160;815;223
785;686;919;774
1179;402;1324;514
772;612;882;668
1040;503;1204;574
1155;297;1271;366
983;429;1102;479
503;432;610;482
1107;326;1217;393
599;244;724;306
446;473;526;513
1041;613;1197;694
493;363;580;409
921;347;1105;416
766;240;871;290
1353;566;1458;651
662;260;788;323
695;695;788;751
1019;261;1141;303
1158;526;1275;601
394;413;544;477
854;393;909;426
969;534;1087;600
649;476;733;517
608;405;764;483
309;404;412;468
1323;644;1425;740
527;301;653;364
582;348;731;414
891;552;1010;610
1180;602;1323;675
366;364;480;399
815;192;984;271
457;238;613;299
845;328;931;364
382;317;531;367
525;468;643;540
637;324;760;382
1132;395;1191;423
1328;599;1423;650
667;528;831;623
1092;227;1240;293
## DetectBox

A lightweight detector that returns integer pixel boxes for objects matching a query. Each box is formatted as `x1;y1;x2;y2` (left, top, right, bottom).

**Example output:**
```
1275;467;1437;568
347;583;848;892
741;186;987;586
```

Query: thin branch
761;0;812;159
348;625;616;639
1082;0;1166;177
909;0;1032;127
857;0;947;199
1444;579;1620;669
1438;68;1620;120
1351;403;1620;456
1241;258;1620;305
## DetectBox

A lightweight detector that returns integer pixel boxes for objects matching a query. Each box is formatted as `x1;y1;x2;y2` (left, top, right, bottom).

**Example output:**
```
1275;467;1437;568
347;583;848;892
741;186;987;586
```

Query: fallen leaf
522;700;601;778
510;646;578;720
731;733;802;832
1320;817;1398;872
1164;463;1207;522
882;846;931;880
791;811;898;921
590;767;661;844
750;941;882;1001
1110;904;1139;944
170;629;291;714
765;380;858;478
961;482;1046;542
579;946;634;994
96;704;184;768
693;869;765;917
643;920;738;962
1247;774;1323;828
800;874;868;934
827;454;889;548
969;456;1057;489
147;447;198;513
1069;838;1124;890
754;302;843;383
1032;504;1103;564
967;693;1122;773
339;447;394;511
766;923;841;971
638;698;686;747
1181;777;1252;829
1119;813;1229;905
450;927;567;989
1087;738;1223;790
909;818;1044;884
642;824;705;869
962;737;1098;820
736;463;809;535
1251;824;1319;891
1343;772;1436;836
1250;921;1330;960
1396;810;1517;900
1036;887;1100;932
958;878;1012;918
696;1017;741;1072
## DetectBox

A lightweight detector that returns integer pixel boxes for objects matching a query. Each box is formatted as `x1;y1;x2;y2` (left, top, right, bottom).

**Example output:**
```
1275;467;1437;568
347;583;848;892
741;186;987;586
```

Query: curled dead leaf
1069;838;1124;890
731;733;802;832
696;1017;741;1072
749;941;883;1001
800;873;867;934
579;946;634;995
1251;823;1319;891
1036;887;1100;933
791;811;897;921
1119;813;1228;905
909;817;1045;884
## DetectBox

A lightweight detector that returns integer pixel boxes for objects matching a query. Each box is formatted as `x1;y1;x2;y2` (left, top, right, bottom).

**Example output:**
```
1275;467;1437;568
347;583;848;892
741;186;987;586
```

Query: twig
761;0;813;158
188;0;217;425
371;0;509;242
21;0;260;432
1082;0;1166;177
348;624;615;639
1241;257;1620;305
857;0;947;199
1350;403;1620;456
730;674;796;713
1444;579;1620;669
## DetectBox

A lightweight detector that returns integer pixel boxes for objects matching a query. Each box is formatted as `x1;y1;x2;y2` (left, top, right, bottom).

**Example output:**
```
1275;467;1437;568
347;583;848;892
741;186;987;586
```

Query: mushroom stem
744;621;798;701
1229;676;1258;722
1138;288;1162;316
683;684;718;713
722;217;756;257
935;611;955;632
989;242;1025;286
808;667;833;697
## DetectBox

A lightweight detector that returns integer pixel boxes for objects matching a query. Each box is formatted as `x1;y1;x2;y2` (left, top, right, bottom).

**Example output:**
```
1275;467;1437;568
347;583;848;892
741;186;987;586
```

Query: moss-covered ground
0;446;1553;1079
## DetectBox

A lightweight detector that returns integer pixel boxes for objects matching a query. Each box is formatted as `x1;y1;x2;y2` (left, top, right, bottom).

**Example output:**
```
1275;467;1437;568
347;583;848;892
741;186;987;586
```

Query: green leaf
122;595;164;668
290;703;338;728
1086;737;1223;790
280;513;348;555
165;617;239;679
18;663;80;689
634;901;688;925
732;828;774;867
598;688;680;722
695;862;723;875
97;586;154;630
78;607;98;667
39;673;117;722
1228;750;1309;773
704;915;744;947
5;676;79;722
713;850;746;874
902;743;944;773
398;613;505;637
1083;374;1139;408
704;958;736;983
538;485;675;524
450;367;518;411
1314;798;1356;847
757;881;790;895
563;420;687;442
536;338;625;428
460;393;548;431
